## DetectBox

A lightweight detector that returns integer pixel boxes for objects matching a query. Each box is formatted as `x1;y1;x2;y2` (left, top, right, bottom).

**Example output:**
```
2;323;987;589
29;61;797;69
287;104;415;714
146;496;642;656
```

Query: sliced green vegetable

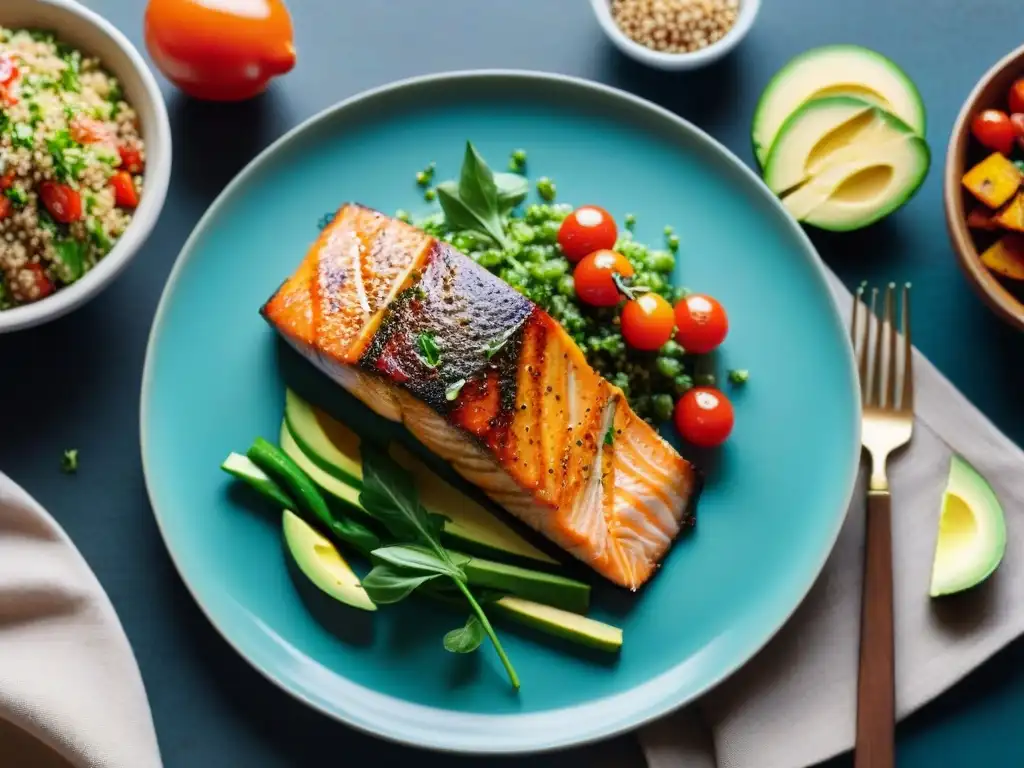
221;452;294;509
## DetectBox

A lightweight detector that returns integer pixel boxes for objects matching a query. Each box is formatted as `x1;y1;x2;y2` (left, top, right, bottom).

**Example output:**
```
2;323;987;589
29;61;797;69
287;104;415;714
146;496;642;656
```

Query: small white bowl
0;0;171;333
590;0;761;71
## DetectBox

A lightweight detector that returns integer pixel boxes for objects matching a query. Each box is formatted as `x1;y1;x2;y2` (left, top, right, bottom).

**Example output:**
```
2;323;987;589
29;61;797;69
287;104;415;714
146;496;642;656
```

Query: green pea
667;234;680;251
538;259;568;280
656;356;682;378
663;225;674;236
624;213;636;229
478;249;504;268
557;274;575;297
509;220;536;244
673;374;694;395
424;188;437;202
536;219;561;244
661;339;685;358
634;272;666;293
536;177;556;201
524;204;550;224
416;170;430;186
696;373;716;388
647;250;676;273
652;394;675;422
395;209;411;223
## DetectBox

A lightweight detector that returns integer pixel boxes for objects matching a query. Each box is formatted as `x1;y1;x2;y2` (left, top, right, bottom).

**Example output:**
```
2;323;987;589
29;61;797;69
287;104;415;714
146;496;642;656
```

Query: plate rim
140;69;861;754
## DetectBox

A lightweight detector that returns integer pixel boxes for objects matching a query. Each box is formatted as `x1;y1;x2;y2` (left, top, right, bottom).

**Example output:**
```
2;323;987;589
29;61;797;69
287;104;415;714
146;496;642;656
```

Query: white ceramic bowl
589;0;760;71
0;0;171;333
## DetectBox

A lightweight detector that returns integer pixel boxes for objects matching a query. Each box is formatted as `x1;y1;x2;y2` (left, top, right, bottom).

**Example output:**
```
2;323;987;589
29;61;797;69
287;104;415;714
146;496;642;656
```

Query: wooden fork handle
855;491;895;768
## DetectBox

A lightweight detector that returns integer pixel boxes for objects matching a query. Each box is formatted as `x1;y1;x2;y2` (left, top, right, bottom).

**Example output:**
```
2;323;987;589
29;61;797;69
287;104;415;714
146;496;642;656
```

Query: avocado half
929;455;1007;597
752;44;926;167
764;96;930;231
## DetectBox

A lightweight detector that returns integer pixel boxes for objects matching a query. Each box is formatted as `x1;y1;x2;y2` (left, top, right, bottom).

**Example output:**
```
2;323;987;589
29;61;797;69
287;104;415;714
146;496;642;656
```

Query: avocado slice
283;389;557;565
492;597;622;652
752;44;925;167
765;97;929;231
281;509;376;611
929;455;1007;597
279;422;590;612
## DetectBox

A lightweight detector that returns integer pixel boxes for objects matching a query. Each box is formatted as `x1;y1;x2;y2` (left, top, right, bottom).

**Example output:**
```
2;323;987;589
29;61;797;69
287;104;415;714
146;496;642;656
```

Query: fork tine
862;288;876;404
901;283;914;413
885;283;898;408
871;286;891;408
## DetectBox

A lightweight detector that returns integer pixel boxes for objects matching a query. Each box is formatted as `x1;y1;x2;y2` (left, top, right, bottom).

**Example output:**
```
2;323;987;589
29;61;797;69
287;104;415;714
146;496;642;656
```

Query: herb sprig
359;445;520;689
436;142;528;251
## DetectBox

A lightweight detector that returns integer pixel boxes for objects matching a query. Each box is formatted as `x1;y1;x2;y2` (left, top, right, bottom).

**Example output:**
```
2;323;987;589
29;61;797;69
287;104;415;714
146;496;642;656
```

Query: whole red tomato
145;0;296;101
674;387;734;447
557;206;617;263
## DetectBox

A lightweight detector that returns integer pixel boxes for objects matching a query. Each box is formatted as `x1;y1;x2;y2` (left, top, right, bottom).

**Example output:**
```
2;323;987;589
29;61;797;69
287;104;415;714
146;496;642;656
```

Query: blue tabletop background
2;0;1023;765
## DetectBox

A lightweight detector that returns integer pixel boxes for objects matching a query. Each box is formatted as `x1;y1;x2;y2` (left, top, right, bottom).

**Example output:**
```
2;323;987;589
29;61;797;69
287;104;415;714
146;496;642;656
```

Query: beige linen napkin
641;270;1024;768
0;472;162;768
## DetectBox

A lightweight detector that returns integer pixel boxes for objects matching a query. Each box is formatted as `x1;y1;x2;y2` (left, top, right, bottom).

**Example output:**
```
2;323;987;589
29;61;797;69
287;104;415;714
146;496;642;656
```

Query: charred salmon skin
262;204;701;589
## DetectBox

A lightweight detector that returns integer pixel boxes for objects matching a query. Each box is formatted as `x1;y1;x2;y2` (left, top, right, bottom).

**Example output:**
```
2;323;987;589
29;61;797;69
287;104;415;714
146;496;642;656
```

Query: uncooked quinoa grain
611;0;739;54
0;27;144;310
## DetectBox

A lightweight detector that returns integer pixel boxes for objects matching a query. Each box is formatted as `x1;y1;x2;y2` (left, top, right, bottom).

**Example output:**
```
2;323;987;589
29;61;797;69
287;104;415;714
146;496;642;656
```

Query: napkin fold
0;472;162;768
641;270;1024;768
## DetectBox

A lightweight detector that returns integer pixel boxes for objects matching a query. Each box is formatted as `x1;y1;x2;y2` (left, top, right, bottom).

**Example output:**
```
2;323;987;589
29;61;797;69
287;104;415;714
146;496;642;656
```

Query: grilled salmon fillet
262;204;701;589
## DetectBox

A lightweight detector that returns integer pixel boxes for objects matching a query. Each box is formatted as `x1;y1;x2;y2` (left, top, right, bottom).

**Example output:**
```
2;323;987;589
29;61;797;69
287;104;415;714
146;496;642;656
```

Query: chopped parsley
483;330;514;360
53;238;85;282
37;209;59;236
60;49;82;93
4;186;27;207
87;218;112;252
61;449;79;474
28;101;43;126
11;122;34;149
416;332;441;368
604;426;616;446
47;130;87;182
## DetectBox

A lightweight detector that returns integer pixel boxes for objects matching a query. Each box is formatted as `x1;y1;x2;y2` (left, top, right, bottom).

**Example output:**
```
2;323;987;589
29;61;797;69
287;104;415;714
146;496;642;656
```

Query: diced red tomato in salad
110;171;139;208
118;145;144;174
25;263;55;299
39;182;83;223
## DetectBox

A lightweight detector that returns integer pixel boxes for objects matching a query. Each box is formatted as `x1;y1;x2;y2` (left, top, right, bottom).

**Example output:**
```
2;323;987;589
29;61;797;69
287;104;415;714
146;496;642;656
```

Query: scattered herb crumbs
61;449;78;474
4;186;27;207
417;332;441;368
445;379;466;401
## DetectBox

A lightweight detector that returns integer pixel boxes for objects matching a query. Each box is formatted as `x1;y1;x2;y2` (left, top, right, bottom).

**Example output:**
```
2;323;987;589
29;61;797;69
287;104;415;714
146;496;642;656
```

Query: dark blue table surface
3;0;1024;765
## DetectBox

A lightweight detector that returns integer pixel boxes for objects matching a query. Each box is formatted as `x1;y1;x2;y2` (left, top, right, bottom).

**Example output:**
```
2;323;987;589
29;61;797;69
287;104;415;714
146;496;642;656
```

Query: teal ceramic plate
141;72;859;753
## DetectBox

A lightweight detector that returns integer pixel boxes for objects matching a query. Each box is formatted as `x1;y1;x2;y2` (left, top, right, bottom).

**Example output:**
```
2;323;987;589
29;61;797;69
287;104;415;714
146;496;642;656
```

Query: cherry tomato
119;145;145;174
674;387;734;447
25;263;55;300
1011;113;1024;151
573;249;634;307
674;293;728;353
110;171;139;208
621;293;675;350
1010;78;1024;115
39;182;82;223
0;198;11;221
971;109;1016;155
557;205;617;263
145;0;296;101
70;115;115;146
0;53;19;84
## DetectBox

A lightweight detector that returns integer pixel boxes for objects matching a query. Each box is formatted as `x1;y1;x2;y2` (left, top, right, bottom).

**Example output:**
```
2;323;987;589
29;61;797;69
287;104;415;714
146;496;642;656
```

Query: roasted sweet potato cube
981;234;1024;280
995;193;1024;232
963;153;1023;208
967;205;1001;231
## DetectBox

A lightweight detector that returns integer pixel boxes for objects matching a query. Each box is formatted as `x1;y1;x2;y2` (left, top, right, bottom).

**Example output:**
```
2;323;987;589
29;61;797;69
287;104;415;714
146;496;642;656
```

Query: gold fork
850;283;914;768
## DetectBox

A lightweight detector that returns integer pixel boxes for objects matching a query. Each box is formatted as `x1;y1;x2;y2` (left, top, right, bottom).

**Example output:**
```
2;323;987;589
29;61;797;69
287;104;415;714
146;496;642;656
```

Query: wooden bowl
945;43;1024;331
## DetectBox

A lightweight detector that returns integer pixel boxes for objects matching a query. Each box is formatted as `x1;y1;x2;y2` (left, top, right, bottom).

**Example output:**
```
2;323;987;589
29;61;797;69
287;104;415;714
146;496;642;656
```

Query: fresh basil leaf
329;515;380;554
443;615;485;654
493;172;528;212
458;142;499;218
360;444;446;545
417;332;441;368
52;238;84;282
361;564;439;604
436;182;509;250
445;378;465;401
371;544;463;579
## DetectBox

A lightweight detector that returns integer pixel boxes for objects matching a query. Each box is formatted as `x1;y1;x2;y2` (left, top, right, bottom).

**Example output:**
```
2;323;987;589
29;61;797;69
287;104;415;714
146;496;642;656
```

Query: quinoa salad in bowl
0;25;144;310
